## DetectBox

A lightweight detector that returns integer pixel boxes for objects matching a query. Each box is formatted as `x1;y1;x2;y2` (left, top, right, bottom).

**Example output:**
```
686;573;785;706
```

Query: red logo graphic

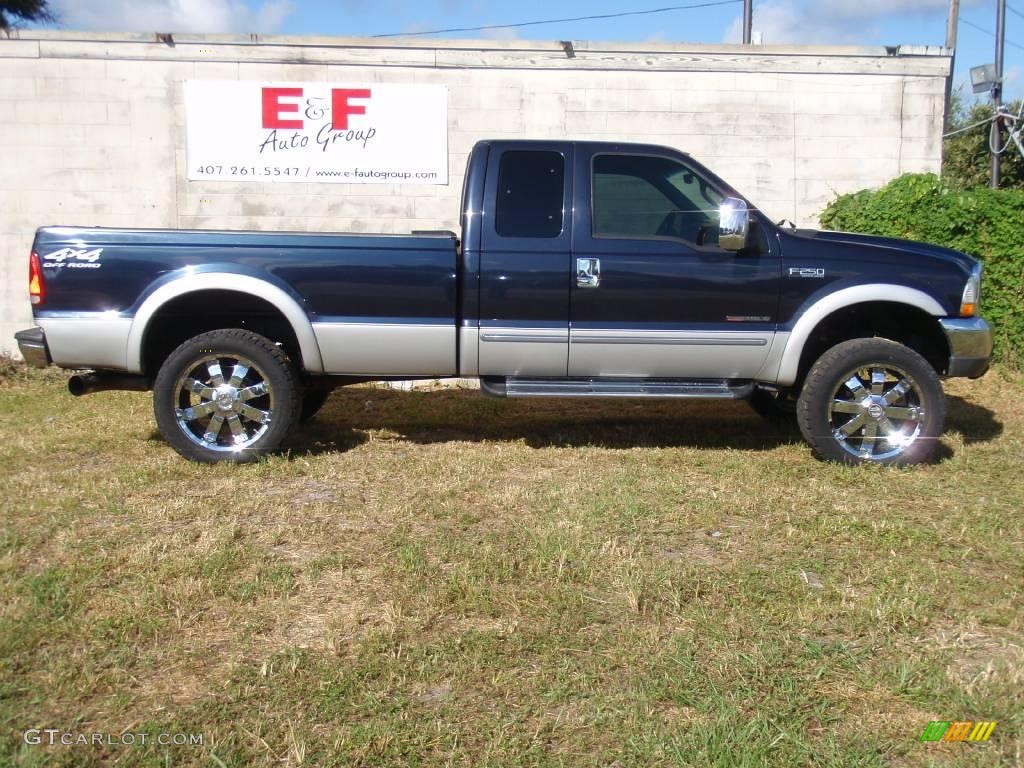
261;87;371;130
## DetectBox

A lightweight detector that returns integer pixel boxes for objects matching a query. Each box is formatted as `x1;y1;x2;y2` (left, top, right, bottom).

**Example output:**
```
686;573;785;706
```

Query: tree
943;88;1024;190
0;0;55;30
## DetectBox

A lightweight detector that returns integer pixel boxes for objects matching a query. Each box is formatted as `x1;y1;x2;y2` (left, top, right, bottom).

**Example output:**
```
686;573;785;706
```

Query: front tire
153;329;301;463
796;338;945;466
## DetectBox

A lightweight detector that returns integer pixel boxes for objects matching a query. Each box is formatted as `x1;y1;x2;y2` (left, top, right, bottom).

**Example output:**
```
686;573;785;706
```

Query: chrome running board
481;377;754;399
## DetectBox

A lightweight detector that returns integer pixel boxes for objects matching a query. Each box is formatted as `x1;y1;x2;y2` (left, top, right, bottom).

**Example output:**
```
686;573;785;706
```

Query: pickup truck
16;140;992;466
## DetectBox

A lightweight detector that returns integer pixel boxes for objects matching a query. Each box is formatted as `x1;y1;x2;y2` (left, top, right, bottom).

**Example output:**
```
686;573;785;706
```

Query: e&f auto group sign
184;81;448;184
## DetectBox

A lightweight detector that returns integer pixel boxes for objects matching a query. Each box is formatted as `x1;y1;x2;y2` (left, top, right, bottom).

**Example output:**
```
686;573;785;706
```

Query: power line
1008;3;1024;22
372;0;743;39
960;17;1024;53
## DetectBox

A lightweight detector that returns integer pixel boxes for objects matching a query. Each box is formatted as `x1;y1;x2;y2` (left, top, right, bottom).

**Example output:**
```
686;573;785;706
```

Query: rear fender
126;271;324;373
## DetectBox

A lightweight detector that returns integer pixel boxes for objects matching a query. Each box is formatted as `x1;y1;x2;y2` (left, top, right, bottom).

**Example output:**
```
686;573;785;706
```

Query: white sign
184;81;448;185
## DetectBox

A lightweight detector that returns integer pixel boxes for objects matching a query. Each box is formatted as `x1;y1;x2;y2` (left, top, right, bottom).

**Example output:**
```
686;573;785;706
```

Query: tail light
29;251;44;306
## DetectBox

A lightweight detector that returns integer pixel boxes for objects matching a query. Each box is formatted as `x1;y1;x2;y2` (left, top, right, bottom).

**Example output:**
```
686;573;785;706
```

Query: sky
38;0;1024;100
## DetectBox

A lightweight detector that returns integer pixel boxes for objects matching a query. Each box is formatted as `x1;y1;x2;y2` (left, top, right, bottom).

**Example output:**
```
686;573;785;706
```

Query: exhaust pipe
68;372;150;397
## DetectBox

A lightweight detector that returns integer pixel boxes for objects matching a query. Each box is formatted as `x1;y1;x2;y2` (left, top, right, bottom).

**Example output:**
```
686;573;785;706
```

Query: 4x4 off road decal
41;248;103;269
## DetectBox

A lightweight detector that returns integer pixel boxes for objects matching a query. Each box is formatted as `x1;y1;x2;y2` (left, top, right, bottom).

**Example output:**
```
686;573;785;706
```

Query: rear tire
796;338;945;466
153;329;300;463
299;388;332;423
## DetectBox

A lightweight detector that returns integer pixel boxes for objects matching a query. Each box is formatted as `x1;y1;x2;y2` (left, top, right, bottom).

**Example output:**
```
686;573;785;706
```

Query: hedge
819;173;1024;368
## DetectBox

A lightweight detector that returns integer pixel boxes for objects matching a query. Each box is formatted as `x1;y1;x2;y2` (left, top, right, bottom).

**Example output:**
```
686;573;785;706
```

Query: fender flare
773;284;946;386
126;272;324;374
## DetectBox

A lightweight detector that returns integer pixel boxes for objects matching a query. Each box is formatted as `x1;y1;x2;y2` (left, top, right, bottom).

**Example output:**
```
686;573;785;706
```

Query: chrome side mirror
718;197;750;252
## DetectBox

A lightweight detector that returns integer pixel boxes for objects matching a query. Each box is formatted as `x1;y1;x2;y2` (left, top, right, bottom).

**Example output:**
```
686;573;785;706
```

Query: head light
960;263;982;317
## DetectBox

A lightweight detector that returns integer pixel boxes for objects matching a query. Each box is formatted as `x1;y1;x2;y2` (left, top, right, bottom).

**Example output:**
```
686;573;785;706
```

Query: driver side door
568;148;781;379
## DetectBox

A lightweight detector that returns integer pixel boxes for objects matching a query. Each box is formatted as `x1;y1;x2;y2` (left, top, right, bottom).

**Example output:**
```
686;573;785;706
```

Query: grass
0;361;1021;766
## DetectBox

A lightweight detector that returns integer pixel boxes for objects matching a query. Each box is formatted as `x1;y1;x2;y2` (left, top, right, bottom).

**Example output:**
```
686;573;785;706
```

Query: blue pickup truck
17;140;992;465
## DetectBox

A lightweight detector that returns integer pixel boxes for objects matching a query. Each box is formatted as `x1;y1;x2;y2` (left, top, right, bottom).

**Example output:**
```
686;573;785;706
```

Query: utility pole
943;0;960;133
946;0;959;49
742;0;753;44
993;0;1006;188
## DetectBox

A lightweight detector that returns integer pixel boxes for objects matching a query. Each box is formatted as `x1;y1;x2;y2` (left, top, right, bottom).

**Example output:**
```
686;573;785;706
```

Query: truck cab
464;141;780;384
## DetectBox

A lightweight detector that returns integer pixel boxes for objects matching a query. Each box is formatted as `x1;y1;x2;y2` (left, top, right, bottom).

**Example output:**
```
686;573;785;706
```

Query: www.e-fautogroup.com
24;730;204;747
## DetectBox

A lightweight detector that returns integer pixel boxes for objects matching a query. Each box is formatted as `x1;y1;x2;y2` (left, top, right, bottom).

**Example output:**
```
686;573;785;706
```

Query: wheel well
796;302;950;386
141;290;303;376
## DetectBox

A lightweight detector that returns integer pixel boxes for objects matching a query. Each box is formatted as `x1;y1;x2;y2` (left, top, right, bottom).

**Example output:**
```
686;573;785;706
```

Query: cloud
723;1;840;44
723;0;986;45
818;0;985;20
50;0;295;33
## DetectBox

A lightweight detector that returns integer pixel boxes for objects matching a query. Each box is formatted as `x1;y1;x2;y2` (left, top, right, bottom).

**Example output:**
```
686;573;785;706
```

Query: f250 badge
789;267;825;278
41;247;103;269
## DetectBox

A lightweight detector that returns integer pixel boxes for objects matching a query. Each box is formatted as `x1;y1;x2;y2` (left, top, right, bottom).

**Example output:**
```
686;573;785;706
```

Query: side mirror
718;197;750;252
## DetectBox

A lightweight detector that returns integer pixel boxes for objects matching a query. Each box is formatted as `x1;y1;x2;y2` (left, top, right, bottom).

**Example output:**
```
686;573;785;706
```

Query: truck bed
32;225;460;376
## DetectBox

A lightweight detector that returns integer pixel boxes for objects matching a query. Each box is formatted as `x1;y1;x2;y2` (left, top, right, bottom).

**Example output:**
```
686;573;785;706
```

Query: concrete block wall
0;32;952;356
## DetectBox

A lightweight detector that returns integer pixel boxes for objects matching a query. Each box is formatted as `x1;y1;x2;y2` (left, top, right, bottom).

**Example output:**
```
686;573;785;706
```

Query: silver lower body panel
313;321;456;376
569;329;774;379
478;327;568;376
37;316;133;371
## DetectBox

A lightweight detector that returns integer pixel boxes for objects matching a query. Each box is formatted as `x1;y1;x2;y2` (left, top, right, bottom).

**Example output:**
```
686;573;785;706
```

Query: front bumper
939;317;992;379
14;326;51;369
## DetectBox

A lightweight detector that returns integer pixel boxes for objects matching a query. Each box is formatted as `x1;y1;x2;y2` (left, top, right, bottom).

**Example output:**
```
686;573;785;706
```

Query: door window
592;154;725;245
495;151;565;238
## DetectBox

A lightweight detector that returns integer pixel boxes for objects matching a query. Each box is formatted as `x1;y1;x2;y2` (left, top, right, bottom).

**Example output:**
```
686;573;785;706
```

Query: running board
480;377;754;399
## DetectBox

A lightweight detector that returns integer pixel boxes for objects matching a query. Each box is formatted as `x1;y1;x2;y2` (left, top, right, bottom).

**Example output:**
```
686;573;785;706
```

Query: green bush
820;173;1024;368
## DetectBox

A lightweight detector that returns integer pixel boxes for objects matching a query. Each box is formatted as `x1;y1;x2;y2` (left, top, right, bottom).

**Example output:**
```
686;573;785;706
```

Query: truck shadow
288;387;1002;462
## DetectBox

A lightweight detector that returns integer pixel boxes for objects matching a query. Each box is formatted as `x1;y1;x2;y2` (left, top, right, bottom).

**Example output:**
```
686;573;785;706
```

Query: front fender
770;284;945;386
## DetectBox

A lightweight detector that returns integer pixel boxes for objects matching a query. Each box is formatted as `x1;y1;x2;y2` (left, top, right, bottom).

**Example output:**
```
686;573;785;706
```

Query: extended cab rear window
495;151;564;238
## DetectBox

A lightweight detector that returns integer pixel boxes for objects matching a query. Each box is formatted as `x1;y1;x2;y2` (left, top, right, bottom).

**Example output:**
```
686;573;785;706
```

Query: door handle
577;258;600;288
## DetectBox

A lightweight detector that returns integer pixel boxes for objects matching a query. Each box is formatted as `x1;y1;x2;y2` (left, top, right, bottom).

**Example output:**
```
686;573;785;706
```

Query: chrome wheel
173;355;274;453
828;364;924;461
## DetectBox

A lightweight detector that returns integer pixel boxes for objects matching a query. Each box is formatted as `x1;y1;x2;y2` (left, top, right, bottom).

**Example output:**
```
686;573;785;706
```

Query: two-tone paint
26;140;987;388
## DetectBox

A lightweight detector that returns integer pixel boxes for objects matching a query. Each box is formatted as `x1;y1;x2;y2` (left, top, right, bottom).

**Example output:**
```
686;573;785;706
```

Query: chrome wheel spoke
844;375;869;400
878;417;901;437
184;378;217;400
228;363;249;388
207;361;225;386
870;368;886;396
831;399;862;415
177;402;216;422
862;422;879;453
239;382;269;401
226;414;247;444
886;405;921;422
238;404;271;425
203;414;226;443
837;414;867;438
884;379;910;405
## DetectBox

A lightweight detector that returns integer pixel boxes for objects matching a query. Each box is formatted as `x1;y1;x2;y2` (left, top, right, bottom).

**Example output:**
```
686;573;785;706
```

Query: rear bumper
14;326;51;369
939;317;992;379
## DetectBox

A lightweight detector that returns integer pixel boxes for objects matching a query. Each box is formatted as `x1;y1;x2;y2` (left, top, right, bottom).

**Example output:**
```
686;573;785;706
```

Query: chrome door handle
577;258;600;288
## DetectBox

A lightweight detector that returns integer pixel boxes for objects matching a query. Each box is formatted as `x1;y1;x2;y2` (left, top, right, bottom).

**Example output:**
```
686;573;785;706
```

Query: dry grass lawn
0;360;1021;766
